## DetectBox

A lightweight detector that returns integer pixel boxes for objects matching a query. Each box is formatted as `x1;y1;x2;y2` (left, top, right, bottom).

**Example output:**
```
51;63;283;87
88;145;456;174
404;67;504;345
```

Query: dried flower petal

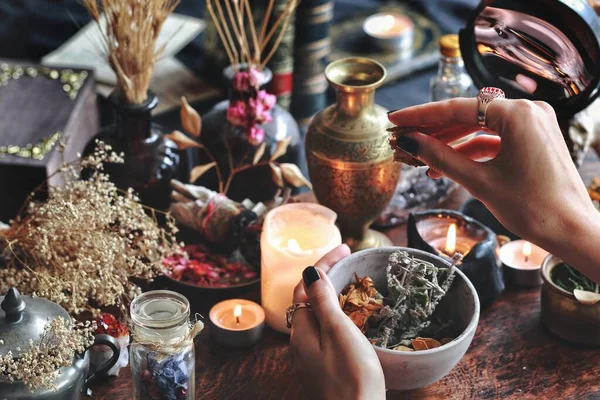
253;142;267;165
339;274;383;333
270;163;284;187
270;136;291;161
280;163;312;189
392;345;414;352
190;162;216;182
181;97;202;137
411;337;442;351
165;130;202;150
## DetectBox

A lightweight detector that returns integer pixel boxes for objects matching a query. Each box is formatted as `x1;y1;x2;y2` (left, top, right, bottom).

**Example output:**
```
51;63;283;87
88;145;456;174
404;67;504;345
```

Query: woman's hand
289;244;385;400
388;98;600;281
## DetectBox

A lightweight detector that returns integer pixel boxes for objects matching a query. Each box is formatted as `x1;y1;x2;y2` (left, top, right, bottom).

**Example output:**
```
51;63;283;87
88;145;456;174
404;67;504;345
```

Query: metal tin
499;240;548;287
541;255;600;346
363;12;415;53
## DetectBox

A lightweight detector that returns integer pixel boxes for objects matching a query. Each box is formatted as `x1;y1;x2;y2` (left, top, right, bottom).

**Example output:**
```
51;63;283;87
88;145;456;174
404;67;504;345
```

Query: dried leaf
181;97;202;137
392;345;414;352
270;163;284;187
339;274;384;333
270;136;291;161
253;142;267;165
280;163;312;189
439;338;453;346
411;337;441;351
166;130;202;150
190;162;216;182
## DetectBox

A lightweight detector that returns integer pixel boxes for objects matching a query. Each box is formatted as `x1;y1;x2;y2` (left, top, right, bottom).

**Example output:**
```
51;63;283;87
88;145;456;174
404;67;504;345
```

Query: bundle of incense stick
205;0;299;72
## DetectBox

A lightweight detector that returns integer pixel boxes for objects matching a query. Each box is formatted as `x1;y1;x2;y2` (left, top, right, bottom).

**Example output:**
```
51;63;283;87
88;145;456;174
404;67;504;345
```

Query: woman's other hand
289;244;385;400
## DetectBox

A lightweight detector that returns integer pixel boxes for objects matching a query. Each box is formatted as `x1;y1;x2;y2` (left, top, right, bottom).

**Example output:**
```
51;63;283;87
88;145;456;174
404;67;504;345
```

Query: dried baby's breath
0;317;95;390
0;142;181;315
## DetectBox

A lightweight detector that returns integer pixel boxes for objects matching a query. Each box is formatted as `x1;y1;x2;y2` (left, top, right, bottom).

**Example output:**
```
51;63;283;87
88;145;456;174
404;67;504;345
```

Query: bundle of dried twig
83;0;179;104
206;0;299;71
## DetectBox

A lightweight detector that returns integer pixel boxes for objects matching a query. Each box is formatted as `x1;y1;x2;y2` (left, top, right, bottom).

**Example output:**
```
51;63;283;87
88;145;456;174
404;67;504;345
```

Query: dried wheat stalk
83;0;179;104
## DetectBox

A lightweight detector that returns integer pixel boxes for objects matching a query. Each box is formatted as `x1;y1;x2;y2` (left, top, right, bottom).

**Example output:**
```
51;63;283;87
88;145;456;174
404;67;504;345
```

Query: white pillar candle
261;203;342;333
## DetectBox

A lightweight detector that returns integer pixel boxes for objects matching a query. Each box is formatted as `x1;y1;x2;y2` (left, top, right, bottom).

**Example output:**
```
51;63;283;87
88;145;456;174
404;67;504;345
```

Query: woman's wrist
536;207;600;283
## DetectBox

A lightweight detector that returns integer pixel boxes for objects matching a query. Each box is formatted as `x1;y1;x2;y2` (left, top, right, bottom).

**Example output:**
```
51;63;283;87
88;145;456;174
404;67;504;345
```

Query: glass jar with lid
130;290;197;400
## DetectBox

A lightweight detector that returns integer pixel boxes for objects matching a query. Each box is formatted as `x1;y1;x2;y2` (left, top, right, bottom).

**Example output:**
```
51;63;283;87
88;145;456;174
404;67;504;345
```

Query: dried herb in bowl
339;250;461;351
551;262;598;294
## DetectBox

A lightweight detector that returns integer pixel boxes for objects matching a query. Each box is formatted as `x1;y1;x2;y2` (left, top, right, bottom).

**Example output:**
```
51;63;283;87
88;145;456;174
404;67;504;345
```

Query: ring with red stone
476;87;505;128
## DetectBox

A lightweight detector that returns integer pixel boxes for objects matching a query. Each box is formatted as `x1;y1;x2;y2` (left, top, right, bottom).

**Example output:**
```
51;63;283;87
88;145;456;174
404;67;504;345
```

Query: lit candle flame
287;238;302;253
523;241;532;263
234;304;242;326
445;223;457;255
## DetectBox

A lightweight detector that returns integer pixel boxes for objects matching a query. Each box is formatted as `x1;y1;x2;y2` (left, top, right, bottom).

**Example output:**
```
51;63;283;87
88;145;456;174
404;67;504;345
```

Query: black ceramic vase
191;66;304;203
83;91;179;211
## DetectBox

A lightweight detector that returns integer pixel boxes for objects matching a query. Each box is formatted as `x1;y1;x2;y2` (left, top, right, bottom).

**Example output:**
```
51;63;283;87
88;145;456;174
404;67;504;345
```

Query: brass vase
306;58;401;251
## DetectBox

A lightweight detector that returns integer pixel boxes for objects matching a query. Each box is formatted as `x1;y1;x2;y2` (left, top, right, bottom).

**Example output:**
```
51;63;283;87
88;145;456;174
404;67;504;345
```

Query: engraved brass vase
305;58;401;251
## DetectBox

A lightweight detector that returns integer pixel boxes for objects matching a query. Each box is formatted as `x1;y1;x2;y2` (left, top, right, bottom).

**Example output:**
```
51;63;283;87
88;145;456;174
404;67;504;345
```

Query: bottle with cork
430;34;474;102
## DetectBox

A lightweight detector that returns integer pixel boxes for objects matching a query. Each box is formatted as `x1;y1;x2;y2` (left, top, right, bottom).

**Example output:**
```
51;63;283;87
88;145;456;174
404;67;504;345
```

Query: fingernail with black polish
394;135;419;157
387;109;399;115
302;266;321;287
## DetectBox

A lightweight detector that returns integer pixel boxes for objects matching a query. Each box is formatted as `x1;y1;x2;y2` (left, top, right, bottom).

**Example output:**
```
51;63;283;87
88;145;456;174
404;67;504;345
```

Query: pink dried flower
226;101;249;127
248;126;265;146
232;71;251;92
248;68;264;88
232;68;264;92
257;90;276;110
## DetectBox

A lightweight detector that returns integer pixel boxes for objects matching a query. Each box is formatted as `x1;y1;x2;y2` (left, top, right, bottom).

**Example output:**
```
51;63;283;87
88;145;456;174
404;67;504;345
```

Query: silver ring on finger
477;87;505;128
286;302;312;329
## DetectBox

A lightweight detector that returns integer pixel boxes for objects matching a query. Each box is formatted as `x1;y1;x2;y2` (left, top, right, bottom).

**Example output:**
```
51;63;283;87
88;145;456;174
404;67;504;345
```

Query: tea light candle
499;240;549;287
261;203;342;333
209;299;265;348
363;12;414;52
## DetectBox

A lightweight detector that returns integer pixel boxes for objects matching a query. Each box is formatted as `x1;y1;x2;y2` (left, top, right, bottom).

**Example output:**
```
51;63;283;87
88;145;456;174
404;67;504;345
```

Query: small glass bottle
130;290;195;400
430;34;474;102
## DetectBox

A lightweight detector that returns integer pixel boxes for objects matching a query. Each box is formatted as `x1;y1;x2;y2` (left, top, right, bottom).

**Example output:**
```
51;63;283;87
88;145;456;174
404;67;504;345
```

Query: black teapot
0;288;120;399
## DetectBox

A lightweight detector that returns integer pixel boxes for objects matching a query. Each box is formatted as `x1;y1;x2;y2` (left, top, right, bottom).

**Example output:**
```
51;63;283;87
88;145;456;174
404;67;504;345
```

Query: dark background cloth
0;0;479;118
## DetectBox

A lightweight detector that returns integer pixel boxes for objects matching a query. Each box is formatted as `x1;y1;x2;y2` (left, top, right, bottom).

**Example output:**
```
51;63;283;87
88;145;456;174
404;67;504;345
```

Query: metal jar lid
0;288;70;357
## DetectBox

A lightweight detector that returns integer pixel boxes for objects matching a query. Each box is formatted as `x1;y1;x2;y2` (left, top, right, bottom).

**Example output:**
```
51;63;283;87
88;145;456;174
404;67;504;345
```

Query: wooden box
0;60;97;222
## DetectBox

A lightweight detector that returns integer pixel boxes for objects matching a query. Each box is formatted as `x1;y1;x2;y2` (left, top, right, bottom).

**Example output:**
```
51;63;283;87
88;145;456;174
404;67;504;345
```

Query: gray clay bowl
328;247;480;391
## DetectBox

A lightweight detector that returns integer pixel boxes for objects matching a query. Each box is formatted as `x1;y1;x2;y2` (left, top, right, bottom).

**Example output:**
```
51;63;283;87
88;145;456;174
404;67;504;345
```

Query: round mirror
460;0;600;117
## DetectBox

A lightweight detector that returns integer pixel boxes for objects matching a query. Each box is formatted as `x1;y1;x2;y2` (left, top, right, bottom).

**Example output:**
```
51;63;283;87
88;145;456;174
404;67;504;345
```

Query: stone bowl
328;247;480;391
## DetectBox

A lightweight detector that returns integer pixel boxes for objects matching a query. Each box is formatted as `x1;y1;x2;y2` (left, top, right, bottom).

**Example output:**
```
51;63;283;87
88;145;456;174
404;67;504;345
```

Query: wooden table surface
90;153;600;400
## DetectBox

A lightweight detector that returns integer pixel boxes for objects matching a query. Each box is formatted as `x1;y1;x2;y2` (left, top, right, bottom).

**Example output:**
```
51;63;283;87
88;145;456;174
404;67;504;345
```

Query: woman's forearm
537;208;600;284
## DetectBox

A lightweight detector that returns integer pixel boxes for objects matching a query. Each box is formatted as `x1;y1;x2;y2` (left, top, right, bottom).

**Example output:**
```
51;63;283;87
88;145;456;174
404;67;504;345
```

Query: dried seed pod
181;96;202;137
280;163;312;189
166;130;202;150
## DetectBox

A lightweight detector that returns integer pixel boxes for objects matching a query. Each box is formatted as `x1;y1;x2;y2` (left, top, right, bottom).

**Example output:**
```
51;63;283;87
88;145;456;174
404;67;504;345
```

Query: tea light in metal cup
363;12;414;52
209;299;265;348
499;240;548;287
